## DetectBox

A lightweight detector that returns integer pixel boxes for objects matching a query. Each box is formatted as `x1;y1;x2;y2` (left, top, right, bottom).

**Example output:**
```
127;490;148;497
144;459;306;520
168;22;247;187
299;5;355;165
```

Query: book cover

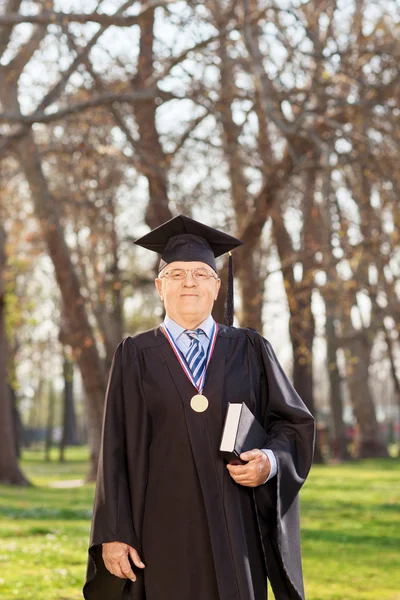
219;402;269;464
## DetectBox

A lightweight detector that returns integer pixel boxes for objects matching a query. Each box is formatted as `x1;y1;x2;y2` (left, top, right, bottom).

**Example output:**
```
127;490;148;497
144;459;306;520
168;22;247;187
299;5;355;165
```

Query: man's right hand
102;542;145;581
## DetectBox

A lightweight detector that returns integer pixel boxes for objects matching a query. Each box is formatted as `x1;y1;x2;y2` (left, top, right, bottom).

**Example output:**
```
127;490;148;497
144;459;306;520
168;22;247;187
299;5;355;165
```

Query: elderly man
83;215;315;600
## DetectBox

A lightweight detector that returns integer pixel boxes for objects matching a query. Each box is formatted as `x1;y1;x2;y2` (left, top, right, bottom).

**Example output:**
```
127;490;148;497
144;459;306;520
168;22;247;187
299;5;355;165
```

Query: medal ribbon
161;321;218;394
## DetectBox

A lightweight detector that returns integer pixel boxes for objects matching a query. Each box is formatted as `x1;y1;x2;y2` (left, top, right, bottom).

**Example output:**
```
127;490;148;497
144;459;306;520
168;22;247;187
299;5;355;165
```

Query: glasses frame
159;268;218;281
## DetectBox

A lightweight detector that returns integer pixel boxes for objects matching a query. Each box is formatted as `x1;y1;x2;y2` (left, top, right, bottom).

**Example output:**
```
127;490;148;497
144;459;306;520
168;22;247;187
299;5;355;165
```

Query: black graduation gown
83;324;315;600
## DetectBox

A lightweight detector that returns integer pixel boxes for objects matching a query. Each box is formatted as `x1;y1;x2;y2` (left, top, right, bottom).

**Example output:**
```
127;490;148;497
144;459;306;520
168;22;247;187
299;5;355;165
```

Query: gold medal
190;394;209;412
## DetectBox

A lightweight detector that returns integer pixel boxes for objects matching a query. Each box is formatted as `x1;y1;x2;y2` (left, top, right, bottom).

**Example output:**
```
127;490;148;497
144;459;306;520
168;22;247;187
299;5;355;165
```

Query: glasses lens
168;269;186;280
193;268;210;280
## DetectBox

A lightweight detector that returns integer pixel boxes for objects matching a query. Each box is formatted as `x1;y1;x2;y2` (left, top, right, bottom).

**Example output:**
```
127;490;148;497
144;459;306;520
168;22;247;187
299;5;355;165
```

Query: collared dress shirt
163;315;277;483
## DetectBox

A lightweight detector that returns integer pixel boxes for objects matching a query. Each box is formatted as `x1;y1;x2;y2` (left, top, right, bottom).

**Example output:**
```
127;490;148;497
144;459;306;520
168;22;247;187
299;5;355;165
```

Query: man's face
155;261;221;324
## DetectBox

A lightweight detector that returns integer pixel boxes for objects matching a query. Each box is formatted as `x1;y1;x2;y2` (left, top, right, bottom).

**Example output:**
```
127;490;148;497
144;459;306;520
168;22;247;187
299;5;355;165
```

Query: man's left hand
226;449;270;487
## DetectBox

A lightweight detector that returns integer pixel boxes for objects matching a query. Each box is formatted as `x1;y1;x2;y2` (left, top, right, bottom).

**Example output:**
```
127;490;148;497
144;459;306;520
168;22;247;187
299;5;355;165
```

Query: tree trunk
217;34;265;330
0;224;30;485
287;277;323;463
384;325;400;413
15;132;106;480
9;385;23;458
241;0;322;458
319;180;352;460
237;244;264;331
272;206;323;463
27;373;45;430
343;331;388;458
44;382;55;462
133;4;172;230
325;312;351;460
59;350;77;462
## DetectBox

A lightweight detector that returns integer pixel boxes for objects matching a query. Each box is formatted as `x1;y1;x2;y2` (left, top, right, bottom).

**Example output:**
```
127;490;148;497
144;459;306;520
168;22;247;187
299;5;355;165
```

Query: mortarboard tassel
224;251;234;326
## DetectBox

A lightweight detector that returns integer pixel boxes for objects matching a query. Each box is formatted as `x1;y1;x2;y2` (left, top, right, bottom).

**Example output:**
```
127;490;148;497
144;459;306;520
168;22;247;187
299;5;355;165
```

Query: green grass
301;459;400;600
0;447;93;600
0;449;399;600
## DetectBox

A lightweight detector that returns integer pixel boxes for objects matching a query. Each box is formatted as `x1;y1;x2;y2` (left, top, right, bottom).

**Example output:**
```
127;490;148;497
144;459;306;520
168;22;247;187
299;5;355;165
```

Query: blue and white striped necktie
185;329;206;388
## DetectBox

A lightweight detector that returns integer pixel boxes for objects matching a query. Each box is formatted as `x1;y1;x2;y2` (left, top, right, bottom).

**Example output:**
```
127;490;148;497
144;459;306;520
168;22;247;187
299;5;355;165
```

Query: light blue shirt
163;316;277;484
164;314;214;358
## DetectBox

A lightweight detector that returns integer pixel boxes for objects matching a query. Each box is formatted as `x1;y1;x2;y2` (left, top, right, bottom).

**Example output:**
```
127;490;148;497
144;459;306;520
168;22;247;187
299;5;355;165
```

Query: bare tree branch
0;90;175;125
0;0;22;59
6;24;47;81
0;0;138;154
150;33;221;85
166;111;209;160
0;2;177;27
62;24;167;179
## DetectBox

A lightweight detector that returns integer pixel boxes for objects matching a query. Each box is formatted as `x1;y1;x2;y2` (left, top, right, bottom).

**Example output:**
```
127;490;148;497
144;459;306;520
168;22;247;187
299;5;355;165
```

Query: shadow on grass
0;505;92;520
21;446;89;461
0;482;95;521
302;527;400;549
310;458;400;472
302;500;400;514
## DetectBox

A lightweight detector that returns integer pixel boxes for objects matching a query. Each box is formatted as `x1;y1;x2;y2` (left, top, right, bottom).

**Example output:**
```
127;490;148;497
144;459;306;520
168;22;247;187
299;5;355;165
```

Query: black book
219;402;268;465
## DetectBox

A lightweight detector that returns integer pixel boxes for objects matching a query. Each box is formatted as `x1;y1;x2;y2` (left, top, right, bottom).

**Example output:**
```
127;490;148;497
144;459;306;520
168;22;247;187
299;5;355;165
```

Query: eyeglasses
160;268;218;281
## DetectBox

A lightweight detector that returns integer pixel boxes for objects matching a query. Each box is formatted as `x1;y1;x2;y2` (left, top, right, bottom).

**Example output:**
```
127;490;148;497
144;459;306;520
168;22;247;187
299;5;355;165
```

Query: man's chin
177;306;207;319
180;309;200;316
179;300;200;310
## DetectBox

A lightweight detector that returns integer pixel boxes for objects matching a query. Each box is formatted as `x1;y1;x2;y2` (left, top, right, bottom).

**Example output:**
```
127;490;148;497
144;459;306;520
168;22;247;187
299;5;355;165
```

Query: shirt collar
164;314;215;341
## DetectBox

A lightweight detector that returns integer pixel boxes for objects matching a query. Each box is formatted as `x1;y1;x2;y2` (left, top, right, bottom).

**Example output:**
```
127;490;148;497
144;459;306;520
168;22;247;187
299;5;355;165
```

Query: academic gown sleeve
246;330;315;600
83;338;150;600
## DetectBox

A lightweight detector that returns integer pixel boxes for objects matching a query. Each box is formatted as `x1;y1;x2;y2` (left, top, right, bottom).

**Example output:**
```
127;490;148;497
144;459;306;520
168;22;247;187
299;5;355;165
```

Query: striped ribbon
161;321;218;393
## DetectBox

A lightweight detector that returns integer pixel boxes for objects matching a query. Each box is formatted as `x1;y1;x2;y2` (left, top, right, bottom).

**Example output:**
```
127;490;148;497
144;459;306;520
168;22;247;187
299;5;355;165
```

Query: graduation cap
134;215;243;326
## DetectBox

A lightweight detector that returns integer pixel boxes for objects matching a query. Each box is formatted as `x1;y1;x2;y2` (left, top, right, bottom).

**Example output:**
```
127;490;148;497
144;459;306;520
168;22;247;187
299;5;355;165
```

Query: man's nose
183;272;197;286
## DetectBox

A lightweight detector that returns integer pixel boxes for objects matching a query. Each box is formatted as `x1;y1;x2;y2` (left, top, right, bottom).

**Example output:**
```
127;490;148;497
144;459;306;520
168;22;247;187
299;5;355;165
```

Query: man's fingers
230;476;256;487
113;565;130;579
226;460;259;475
229;474;257;487
102;558;128;580
119;555;137;581
102;542;144;581
240;448;262;462
227;451;269;487
128;547;145;569
227;467;251;482
226;462;252;474
230;472;252;483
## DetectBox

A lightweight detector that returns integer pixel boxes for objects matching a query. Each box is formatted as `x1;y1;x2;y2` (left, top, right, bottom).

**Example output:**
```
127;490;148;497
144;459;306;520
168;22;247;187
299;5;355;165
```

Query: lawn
301;459;400;600
0;448;399;600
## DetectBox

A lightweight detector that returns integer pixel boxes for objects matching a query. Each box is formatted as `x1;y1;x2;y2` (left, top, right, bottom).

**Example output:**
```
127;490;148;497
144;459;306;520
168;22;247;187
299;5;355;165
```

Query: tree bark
44;382;55;462
132;4;172;230
0;10;107;480
241;0;322;461
9;385;23;458
325;311;351;460
320;181;351;461
217;30;264;330
383;325;400;413
59;350;77;462
342;329;388;458
15;132;106;480
293;172;323;462
287;272;322;461
271;202;323;463
0;224;30;485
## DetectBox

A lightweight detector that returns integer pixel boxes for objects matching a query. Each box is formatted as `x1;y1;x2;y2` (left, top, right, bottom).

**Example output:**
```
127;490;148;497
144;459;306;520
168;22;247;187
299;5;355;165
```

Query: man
83;215;315;600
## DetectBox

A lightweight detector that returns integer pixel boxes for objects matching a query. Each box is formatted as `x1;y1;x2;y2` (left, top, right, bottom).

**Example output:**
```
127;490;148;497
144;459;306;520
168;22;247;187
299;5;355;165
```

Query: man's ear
155;278;163;300
215;278;221;300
